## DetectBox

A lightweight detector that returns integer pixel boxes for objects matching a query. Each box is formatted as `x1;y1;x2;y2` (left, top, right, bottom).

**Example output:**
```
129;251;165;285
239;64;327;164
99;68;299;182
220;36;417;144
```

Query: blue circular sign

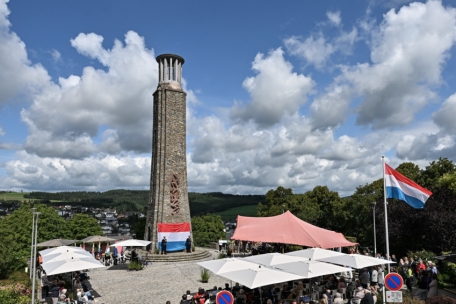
216;290;234;304
384;273;403;291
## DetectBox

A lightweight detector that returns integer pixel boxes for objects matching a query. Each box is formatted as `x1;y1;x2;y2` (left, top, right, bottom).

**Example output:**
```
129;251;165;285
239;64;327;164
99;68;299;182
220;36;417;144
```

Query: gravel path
88;249;230;304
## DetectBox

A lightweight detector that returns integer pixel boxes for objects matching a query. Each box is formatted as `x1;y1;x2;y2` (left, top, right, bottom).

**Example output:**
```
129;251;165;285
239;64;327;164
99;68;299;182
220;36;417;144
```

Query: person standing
161;236;167;255
377;266;384;291
405;266;413;293
50;279;60;304
370;266;378;292
185;235;192;253
428;273;438;298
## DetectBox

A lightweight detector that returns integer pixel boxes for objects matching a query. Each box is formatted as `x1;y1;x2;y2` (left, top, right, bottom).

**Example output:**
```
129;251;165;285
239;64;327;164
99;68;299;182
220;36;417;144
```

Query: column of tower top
156;54;185;88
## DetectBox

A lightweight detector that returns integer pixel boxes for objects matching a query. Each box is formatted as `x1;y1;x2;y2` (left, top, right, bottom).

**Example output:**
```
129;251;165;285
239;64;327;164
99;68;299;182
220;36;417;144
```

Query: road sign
384;273;404;291
386;291;403;302
216;290;234;304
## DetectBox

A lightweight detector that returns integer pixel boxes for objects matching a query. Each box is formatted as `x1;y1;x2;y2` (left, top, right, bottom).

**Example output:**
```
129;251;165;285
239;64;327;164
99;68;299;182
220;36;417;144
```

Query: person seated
77;288;92;303
81;281;95;300
193;288;207;304
232;283;241;295
294;281;304;292
59;288;71;303
236;289;247;303
319;294;329;304
224;283;231;292
360;289;374;304
185;290;193;300
337;278;346;290
300;295;311;304
351;286;364;303
322;290;332;304
180;295;188;304
333;293;344;304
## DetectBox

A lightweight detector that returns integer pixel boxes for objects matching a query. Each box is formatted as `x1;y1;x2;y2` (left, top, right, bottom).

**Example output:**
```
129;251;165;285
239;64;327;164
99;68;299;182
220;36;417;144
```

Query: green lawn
1;192;61;202
214;204;258;221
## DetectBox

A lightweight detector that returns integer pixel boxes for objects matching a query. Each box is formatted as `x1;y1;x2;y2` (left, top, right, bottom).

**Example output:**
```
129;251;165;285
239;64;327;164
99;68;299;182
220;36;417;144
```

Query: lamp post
29;208;36;278
31;211;41;304
371;202;377;257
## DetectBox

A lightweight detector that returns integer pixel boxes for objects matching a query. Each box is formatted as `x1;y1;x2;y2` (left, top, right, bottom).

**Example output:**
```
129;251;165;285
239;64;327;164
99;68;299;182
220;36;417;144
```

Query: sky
1;0;456;196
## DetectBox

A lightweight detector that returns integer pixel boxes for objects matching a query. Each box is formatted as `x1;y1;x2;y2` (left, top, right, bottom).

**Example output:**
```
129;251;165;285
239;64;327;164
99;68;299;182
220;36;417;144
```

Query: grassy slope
213;204;258;221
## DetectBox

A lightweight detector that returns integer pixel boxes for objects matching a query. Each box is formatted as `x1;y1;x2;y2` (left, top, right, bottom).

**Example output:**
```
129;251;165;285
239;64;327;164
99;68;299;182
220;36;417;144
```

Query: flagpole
382;156;390;304
382;156;390;272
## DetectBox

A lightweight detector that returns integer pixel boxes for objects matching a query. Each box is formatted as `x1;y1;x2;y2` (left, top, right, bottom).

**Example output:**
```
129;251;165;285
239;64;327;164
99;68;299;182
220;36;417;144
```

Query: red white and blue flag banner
157;222;191;252
385;163;432;209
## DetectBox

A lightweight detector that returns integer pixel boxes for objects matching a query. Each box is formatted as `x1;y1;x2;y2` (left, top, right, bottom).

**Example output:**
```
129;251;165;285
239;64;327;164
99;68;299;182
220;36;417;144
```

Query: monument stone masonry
144;54;192;252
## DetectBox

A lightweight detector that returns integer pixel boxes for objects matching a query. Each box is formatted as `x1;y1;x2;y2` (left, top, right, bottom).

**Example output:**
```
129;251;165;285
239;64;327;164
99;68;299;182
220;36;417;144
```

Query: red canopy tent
231;211;356;249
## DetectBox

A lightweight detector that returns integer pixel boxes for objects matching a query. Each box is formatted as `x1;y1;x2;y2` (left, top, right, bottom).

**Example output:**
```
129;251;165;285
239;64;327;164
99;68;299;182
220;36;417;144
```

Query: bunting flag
157;222;191;252
385;163;432;209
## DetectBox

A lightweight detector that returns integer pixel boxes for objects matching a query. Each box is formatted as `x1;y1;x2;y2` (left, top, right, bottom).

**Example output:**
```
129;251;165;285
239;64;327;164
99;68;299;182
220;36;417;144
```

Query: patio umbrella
109;239;151;247
41;257;104;276
243;252;309;266
197;258;260;274
42;250;93;263
272;260;352;278
285;248;346;260
40;246;88;257
81;235;116;243
434;252;456;263
317;254;395;269
36;238;77;247
216;264;304;289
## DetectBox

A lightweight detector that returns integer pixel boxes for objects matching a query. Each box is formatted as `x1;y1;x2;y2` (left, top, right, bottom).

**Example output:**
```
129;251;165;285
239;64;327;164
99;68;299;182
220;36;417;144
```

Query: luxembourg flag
158;222;191;252
385;163;432;209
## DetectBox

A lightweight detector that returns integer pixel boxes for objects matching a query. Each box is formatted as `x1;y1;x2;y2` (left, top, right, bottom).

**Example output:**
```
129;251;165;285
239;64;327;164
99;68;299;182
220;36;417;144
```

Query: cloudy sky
1;0;456;195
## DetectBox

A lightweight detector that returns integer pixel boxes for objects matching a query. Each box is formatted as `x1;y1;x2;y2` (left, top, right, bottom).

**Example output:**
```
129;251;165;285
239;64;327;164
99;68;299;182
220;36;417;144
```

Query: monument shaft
145;54;191;252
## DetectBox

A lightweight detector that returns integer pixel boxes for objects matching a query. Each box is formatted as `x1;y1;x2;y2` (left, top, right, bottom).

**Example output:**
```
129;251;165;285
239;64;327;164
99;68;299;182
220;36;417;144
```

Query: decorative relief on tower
170;173;180;215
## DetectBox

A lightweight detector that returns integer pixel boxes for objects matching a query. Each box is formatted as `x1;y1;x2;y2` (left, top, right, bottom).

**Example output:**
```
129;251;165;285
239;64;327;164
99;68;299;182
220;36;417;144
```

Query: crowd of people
38;268;96;303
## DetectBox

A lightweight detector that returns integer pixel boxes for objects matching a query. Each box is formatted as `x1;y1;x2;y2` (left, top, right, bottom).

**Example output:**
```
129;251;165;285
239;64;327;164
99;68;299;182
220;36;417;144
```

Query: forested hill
24;190;264;216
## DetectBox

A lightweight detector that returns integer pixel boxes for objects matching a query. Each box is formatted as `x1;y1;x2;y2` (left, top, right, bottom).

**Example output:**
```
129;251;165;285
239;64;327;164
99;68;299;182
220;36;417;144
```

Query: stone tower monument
144;54;192;252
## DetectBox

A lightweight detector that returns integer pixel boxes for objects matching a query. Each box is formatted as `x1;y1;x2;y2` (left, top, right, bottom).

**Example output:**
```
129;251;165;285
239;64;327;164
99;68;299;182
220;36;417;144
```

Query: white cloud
230;48;314;128
284;34;335;69
433;93;456;134
0;125;4;136
311;0;456;130
21;30;158;158
51;49;61;62
327;11;341;26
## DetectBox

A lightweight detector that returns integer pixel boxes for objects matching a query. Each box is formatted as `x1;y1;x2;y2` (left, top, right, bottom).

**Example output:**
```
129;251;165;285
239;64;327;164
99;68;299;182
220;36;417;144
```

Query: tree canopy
191;214;225;247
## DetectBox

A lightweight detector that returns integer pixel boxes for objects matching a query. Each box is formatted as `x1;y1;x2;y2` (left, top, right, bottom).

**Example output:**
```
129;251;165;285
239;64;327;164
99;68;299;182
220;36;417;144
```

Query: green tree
419;157;456;191
0;203;71;276
0;233;25;279
191;214;225;247
66;214;103;240
396;162;422;181
257;186;295;217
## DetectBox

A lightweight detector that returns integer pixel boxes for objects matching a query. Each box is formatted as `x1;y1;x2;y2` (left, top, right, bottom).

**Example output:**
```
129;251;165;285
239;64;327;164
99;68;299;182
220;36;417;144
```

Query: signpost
216;290;234;304
384;273;404;291
386;291;403;302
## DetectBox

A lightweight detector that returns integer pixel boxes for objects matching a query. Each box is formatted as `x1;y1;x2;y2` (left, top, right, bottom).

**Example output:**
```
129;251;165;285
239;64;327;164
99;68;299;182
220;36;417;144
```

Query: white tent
216;265;304;289
42;257;104;276
197;258;259;274
109;239;151;247
243;252;309;266
40;246;88;257
317;254;395;269
285;248;346;261
272;260;351;278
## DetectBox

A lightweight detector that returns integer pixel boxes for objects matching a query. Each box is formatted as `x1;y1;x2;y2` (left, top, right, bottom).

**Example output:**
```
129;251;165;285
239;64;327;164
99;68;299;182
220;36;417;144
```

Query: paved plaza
88;250;228;304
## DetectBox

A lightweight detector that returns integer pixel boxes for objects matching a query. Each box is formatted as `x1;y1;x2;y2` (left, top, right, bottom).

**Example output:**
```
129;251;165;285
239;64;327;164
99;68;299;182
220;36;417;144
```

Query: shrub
128;261;142;271
200;268;211;282
426;295;456;304
218;252;227;259
406;250;436;263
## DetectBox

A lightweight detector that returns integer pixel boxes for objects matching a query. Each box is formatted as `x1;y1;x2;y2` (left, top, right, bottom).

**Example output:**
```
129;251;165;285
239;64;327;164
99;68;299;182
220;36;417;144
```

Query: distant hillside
20;190;264;216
